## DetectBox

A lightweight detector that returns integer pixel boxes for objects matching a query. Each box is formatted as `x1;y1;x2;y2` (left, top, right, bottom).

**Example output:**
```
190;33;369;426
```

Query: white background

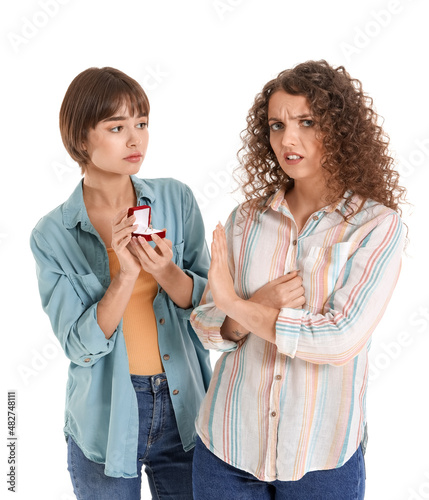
1;0;429;499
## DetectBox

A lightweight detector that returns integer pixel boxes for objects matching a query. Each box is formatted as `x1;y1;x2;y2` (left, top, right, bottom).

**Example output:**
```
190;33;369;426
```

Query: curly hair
236;60;406;216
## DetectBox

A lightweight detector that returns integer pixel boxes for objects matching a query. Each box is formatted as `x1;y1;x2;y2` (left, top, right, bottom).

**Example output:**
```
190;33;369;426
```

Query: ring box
127;205;166;240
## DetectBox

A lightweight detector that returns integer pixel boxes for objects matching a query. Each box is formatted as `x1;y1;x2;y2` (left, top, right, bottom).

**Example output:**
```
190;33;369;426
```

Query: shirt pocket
302;242;352;313
172;240;184;268
68;272;105;306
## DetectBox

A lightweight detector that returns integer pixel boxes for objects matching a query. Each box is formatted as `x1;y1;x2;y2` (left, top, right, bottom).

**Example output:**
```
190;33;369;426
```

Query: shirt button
271;411;277;417
159;318;165;325
275;375;282;380
292;240;297;246
84;358;91;363
172;390;179;396
163;354;170;361
313;215;319;221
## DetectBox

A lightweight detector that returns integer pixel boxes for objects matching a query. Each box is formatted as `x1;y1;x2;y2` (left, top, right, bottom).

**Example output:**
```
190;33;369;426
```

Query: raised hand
208;223;238;312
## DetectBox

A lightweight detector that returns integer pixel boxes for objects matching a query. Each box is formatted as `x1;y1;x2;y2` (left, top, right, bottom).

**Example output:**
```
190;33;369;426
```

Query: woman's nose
281;127;297;147
127;129;142;147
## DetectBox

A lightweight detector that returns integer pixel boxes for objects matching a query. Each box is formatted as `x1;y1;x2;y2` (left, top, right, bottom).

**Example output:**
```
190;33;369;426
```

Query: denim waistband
130;373;168;392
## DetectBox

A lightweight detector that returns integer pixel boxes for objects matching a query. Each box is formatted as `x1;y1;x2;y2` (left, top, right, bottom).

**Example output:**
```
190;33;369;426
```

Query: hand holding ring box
127;206;166;240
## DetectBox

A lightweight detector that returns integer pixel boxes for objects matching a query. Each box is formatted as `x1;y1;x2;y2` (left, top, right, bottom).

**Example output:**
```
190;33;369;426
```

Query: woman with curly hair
190;60;406;499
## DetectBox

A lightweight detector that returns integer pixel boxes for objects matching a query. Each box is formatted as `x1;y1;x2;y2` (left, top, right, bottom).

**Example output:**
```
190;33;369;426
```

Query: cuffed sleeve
72;305;117;365
190;299;238;352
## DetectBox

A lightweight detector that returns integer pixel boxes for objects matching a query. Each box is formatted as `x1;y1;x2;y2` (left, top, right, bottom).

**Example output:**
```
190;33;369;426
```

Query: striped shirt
190;188;404;482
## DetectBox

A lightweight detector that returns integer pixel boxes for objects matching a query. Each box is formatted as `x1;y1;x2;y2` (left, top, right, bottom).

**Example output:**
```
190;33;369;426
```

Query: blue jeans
67;373;194;499
192;437;365;500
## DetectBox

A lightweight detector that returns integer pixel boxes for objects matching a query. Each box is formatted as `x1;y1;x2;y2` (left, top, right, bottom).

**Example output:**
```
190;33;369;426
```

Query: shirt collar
62;175;156;229
265;188;362;218
327;191;364;218
131;175;156;204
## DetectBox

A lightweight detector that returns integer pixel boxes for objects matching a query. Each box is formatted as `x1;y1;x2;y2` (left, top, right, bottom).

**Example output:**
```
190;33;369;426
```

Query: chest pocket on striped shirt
302;242;352;313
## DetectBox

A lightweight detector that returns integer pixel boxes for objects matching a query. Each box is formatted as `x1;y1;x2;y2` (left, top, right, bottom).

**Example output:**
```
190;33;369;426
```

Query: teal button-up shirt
30;176;212;478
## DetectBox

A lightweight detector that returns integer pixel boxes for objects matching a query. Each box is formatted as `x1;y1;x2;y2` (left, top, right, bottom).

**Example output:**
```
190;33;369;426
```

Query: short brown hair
59;67;150;173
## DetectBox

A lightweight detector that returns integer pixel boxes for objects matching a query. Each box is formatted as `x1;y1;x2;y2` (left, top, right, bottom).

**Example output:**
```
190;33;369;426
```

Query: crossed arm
209;223;305;344
203;210;404;367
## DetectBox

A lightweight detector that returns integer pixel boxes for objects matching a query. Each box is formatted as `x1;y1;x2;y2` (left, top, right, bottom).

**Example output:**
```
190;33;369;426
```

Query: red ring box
127;205;166;240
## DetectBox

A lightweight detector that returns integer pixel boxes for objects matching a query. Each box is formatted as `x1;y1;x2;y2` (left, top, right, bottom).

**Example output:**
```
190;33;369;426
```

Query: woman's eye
137;122;148;129
301;119;314;127
110;126;122;133
269;122;283;132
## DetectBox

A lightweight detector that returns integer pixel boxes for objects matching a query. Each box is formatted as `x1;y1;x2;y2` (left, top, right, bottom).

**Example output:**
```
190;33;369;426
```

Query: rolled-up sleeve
275;212;405;366
190;293;238;352
30;228;116;366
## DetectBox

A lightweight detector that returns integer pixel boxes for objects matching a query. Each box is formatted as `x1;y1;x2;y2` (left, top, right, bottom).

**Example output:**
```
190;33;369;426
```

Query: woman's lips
284;153;303;165
124;154;142;163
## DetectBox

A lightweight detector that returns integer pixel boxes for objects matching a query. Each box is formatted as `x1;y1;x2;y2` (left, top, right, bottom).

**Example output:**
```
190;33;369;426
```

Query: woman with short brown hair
31;67;211;499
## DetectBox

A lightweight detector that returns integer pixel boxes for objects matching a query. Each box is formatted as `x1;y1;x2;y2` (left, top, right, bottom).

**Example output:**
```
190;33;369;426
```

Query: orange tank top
107;248;163;375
